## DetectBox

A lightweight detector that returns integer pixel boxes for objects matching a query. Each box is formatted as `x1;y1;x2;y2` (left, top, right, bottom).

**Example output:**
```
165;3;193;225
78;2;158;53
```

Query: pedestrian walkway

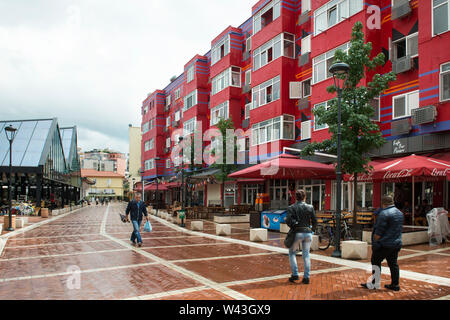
0;203;448;300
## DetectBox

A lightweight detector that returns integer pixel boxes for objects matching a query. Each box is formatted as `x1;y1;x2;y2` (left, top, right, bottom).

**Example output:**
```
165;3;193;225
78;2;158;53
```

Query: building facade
80;149;127;176
128;125;142;190
81;169;125;200
141;0;450;210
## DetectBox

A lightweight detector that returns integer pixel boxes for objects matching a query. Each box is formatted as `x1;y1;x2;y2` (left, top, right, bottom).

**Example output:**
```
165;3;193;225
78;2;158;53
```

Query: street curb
0;206;87;258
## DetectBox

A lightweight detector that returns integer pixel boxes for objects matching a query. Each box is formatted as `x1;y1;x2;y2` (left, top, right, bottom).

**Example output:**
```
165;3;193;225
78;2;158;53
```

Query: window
187;65;194;83
211;35;230;65
210;101;229;126
175;111;181;122
301;35;311;55
144;159;154;171
143;106;148;114
245;103;251;120
433;0;450;35
184;117;197;136
166;95;171;107
166;116;171;128
270;180;289;207
251;115;294;146
166;137;171;148
253;33;295;71
142;122;149;134
302;79;311;97
166;159;171;169
313;101;331;131
440;62;450;101
393;90;419;119
302;0;311;13
212;67;241;95
251;75;281;110
246;37;252;52
183;90;198;111
241;184;258;205
314;0;363;35
149;118;155;131
144;139;154;152
253;0;281;34
392;33;418;60
245;70;251;86
174;88;181;100
313;42;350;84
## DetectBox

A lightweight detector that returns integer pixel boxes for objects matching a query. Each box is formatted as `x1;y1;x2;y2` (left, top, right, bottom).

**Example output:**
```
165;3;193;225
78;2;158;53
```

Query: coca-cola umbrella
228;153;336;180
371;154;450;224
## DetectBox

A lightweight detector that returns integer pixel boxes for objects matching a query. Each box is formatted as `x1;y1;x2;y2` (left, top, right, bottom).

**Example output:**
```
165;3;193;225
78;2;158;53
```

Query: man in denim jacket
125;193;149;247
362;195;404;291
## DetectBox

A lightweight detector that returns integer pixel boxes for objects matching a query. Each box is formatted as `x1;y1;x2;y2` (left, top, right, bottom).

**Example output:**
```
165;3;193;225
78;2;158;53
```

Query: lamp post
155;157;160;217
329;62;350;258
140;168;145;203
178;137;185;210
5;125;17;231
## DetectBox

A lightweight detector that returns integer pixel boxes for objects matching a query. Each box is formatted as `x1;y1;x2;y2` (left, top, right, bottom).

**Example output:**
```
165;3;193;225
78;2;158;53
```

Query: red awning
343;158;394;182
144;184;168;191
370;154;450;181
235;178;266;184
228;154;335;180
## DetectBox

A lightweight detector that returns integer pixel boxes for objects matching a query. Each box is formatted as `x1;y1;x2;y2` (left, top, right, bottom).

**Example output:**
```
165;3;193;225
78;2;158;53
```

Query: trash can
250;211;261;229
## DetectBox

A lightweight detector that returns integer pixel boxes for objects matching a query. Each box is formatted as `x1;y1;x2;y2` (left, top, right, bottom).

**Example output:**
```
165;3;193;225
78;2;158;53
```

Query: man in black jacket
362;195;404;291
286;190;317;284
125;193;149;247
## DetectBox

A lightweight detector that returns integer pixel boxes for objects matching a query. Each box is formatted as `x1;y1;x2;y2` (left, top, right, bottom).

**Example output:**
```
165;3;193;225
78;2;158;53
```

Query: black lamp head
5;125;17;142
329;62;350;76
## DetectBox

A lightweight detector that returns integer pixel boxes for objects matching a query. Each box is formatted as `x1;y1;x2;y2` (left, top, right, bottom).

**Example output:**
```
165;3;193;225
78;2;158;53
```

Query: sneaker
289;275;299;283
384;284;400;291
137;243;143;248
302;278;310;284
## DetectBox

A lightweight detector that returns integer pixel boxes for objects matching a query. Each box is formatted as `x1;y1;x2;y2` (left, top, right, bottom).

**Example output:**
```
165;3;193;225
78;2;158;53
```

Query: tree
301;22;396;227
211;118;238;207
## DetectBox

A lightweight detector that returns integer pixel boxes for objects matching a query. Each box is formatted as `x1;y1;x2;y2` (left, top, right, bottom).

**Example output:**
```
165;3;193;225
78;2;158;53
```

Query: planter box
41;208;49;218
362;229;429;246
214;214;249;224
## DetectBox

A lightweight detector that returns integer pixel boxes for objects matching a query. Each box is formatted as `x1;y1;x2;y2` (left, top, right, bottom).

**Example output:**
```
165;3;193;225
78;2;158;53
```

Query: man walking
125;193;149;247
362;195;404;291
286;190;317;284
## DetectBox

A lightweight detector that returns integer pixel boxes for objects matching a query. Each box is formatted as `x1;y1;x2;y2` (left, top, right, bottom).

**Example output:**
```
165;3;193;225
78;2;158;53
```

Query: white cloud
0;0;255;153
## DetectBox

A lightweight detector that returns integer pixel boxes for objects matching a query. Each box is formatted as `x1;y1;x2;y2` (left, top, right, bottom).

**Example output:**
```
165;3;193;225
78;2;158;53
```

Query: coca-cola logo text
383;169;413;180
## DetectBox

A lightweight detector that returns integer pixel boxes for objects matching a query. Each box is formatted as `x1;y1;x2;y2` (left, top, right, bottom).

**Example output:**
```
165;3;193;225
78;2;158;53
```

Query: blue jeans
288;232;312;279
130;220;142;244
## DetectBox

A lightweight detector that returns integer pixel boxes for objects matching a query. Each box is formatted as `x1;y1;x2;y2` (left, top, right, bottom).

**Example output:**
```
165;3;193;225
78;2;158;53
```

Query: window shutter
289;82;302;99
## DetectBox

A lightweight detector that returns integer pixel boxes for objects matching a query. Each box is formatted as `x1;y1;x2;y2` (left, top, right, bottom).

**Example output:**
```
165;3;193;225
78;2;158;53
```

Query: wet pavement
0;202;448;300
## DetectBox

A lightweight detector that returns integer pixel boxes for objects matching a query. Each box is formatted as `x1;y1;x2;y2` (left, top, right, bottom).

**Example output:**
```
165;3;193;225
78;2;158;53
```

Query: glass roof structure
0;119;54;168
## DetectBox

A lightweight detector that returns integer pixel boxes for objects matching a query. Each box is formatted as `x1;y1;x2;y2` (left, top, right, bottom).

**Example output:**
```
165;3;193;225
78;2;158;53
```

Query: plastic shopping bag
144;221;152;232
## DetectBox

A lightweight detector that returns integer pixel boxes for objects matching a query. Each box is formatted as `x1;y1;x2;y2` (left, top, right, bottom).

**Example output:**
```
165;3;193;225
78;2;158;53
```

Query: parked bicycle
316;213;354;250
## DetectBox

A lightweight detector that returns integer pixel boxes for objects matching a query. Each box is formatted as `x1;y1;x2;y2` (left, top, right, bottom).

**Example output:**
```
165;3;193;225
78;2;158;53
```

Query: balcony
392;56;413;74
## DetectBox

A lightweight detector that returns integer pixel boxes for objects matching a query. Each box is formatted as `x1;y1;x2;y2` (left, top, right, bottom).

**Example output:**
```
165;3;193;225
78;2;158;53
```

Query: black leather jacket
126;200;148;221
286;201;317;233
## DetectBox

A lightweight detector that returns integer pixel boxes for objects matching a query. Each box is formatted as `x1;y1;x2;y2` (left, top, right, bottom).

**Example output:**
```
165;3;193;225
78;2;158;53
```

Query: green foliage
211;118;237;183
302;21;396;175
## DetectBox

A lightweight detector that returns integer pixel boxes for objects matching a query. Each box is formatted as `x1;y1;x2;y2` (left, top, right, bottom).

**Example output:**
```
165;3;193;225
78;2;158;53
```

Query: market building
0;118;81;210
140;0;450;215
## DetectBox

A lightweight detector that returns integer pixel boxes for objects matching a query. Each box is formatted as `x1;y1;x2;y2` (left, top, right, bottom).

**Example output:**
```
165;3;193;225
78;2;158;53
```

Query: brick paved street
0;203;449;300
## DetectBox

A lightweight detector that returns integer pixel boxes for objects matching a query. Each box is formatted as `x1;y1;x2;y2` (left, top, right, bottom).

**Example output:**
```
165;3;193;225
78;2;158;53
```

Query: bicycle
317;213;354;250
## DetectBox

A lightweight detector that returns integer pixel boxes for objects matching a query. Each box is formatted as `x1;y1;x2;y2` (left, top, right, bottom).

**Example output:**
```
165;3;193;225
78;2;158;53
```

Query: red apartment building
141;0;450;211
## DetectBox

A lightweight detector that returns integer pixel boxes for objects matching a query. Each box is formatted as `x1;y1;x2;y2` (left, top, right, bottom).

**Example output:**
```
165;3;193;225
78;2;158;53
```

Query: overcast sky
0;0;255;154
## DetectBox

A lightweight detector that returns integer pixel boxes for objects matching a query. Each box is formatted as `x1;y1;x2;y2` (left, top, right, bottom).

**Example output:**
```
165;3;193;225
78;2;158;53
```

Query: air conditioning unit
173;120;180;128
392;56;412;74
299;52;310;67
391;0;412;20
298;11;310;25
242;84;251;94
412;105;437;125
298;97;309;110
391;118;411;136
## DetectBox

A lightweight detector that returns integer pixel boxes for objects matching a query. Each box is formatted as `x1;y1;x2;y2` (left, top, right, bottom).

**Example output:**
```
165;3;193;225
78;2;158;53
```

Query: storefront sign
431;168;450;177
383;169;413;180
392;139;407;154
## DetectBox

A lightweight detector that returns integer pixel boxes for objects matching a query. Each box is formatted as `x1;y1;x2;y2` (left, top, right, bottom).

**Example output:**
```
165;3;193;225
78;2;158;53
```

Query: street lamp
154;157;160;217
178;137;185;211
5;125;17;232
329;62;350;258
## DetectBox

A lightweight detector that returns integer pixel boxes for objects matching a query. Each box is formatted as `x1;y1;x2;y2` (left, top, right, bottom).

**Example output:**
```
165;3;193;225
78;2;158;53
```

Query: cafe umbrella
370;154;450;224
